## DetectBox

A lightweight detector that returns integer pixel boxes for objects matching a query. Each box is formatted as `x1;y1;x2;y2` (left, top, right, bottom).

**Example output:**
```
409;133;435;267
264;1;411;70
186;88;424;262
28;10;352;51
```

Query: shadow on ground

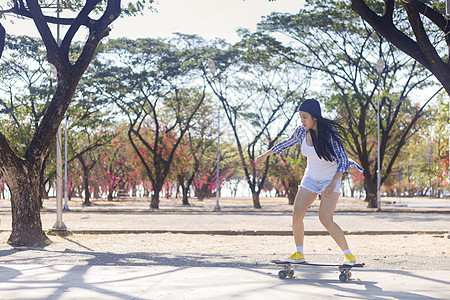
0;243;447;300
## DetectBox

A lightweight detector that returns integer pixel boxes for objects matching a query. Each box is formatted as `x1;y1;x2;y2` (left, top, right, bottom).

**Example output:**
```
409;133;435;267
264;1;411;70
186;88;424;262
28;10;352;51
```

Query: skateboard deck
270;260;365;282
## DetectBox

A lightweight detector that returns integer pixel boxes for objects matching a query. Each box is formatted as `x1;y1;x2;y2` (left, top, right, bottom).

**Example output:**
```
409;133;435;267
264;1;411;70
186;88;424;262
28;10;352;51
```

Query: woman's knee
292;209;306;221
319;213;334;227
292;188;316;220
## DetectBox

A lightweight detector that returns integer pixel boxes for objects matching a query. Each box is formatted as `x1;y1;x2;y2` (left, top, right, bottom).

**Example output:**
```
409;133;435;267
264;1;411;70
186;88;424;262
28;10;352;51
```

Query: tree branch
402;0;446;77
0;132;21;173
0;23;5;59
351;0;431;70
25;0;59;62
61;0;100;57
11;4;87;27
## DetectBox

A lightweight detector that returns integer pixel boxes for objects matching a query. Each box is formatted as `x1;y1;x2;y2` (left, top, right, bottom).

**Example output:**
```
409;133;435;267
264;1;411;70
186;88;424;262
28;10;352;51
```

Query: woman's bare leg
292;187;318;247
318;192;349;250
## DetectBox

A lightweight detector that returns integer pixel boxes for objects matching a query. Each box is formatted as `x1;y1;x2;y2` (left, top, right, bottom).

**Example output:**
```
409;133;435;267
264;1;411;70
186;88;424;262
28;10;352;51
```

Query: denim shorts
300;175;341;195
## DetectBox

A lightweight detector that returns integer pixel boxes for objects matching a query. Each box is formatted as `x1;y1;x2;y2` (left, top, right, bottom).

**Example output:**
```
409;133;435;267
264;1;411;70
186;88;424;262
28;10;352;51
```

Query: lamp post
447;0;450;177
51;76;67;229
208;58;221;212
376;57;385;212
63;114;69;211
52;0;67;230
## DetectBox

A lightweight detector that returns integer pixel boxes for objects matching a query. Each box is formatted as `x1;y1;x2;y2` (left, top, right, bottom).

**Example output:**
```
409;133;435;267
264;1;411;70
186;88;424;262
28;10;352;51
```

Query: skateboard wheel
347;271;352;279
339;273;348;282
288;269;295;278
278;270;287;279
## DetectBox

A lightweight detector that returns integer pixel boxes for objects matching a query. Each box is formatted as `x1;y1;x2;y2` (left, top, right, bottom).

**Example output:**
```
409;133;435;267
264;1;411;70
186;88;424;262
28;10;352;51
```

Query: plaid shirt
271;125;363;174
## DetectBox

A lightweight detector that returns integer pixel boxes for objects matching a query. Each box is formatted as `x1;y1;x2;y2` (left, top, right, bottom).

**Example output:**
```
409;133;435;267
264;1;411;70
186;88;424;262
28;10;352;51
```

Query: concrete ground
0;197;449;299
1;264;449;299
1;197;449;235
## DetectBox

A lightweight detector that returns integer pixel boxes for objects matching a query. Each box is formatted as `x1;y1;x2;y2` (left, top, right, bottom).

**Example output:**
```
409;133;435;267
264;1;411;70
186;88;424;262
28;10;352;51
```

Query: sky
2;0;305;43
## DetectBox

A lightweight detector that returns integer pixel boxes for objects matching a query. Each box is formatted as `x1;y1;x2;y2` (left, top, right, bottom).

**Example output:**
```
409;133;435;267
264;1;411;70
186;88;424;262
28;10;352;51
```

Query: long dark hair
309;117;346;162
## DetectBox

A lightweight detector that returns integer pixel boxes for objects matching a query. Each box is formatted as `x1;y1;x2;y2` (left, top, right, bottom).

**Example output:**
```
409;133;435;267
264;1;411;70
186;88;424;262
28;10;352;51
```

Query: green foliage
267;149;306;203
376;90;449;198
0;35;54;155
257;0;439;206
122;0;155;16
1;5;446;204
13;0;155;16
89;36;210;206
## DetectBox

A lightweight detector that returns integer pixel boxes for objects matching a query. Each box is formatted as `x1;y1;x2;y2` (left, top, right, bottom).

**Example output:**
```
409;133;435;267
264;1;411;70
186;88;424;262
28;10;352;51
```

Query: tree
92;37;207;208
68;127;117;206
89;129;138;201
192;140;242;201
267;146;306;204
0;0;122;246
0;35;56;208
172;97;216;205
389;94;449;198
351;0;450;95
258;0;438;207
205;36;310;208
65;66;118;206
432;95;449;193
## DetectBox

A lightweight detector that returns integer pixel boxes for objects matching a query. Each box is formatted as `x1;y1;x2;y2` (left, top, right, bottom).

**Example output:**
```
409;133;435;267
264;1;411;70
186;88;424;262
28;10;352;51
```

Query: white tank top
301;137;337;180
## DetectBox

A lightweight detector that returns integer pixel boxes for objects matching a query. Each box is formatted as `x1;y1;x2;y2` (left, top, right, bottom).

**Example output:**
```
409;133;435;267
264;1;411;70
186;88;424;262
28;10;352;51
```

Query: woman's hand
323;172;343;199
255;150;274;167
255;154;267;167
323;182;337;198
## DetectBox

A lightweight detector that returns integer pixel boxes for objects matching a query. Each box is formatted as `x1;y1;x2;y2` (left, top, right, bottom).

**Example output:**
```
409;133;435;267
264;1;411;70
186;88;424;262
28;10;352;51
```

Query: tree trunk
281;180;298;205
195;184;211;201
83;173;91;206
132;184;137;198
178;174;193;206
181;185;190;206
93;185;100;199
364;180;378;208
194;186;202;201
150;188;160;209
252;191;261;209
6;163;51;247
79;156;91;206
107;188;114;201
143;187;149;198
287;191;296;205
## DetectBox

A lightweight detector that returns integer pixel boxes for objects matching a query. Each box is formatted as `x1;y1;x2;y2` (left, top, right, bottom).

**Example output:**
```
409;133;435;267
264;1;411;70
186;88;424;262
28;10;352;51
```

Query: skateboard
271;260;365;282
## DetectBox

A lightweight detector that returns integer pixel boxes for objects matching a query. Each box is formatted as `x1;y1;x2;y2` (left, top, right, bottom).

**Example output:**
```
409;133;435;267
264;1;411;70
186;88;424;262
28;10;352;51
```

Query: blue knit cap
299;99;322;118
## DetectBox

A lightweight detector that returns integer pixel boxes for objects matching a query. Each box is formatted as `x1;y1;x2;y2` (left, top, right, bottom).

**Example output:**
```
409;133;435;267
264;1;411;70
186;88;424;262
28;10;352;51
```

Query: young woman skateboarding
255;99;363;265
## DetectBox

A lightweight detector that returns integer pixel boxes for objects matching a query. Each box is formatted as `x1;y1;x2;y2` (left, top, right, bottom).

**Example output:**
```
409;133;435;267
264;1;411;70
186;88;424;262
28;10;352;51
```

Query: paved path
2;209;449;235
0;200;449;299
0;264;449;299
